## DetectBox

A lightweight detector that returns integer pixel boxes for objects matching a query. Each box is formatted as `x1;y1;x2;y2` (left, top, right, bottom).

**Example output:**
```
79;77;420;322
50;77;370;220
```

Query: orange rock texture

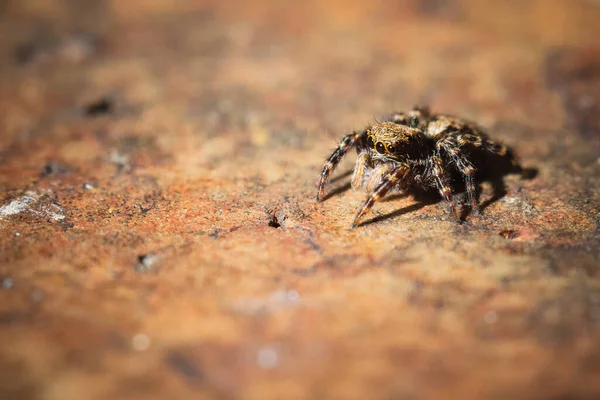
1;0;600;399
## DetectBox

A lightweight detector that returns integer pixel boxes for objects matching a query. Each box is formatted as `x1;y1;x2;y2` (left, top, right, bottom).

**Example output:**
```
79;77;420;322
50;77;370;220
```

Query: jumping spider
317;106;520;228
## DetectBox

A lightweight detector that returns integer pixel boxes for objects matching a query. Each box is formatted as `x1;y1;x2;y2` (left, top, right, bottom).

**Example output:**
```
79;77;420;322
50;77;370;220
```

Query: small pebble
83;183;95;190
15;232;20;237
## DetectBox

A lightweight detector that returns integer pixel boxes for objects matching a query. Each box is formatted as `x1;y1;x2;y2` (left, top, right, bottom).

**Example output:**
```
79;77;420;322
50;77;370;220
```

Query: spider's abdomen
425;114;485;142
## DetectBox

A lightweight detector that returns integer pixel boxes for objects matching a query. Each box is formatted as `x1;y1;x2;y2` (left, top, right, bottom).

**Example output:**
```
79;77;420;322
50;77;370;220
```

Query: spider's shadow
459;159;538;221
320;170;353;202
356;195;438;227
323;157;538;225
329;169;353;184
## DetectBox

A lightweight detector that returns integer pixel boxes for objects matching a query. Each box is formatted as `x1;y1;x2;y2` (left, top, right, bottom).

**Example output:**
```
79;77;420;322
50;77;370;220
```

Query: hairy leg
473;135;522;171
384;106;431;129
351;164;409;228
440;131;520;213
429;155;459;221
456;132;512;159
436;139;480;214
317;130;366;201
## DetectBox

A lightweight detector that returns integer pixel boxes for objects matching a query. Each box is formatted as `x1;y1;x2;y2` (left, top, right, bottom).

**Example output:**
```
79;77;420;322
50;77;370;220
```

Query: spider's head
366;122;429;161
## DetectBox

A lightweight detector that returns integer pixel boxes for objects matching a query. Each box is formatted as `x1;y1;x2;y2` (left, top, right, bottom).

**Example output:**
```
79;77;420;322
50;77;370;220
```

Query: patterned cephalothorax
317;106;520;227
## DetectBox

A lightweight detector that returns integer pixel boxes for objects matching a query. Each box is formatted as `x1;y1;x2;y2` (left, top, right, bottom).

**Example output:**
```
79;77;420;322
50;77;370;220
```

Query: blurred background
1;1;599;399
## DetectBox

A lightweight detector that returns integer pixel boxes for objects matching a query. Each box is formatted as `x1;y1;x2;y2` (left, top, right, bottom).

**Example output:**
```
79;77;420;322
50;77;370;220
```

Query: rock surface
1;0;600;399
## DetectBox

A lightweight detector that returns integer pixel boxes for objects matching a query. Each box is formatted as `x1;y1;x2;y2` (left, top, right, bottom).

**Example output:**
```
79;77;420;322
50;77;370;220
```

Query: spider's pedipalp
365;163;394;194
351;152;372;190
317;129;367;201
351;164;410;228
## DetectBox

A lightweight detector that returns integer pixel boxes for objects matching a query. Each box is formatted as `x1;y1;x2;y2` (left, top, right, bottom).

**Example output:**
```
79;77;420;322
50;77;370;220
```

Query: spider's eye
376;142;386;154
387;144;396;153
366;136;374;148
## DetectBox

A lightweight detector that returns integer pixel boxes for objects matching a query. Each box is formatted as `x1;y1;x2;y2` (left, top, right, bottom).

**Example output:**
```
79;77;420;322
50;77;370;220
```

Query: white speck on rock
287;290;300;302
0;192;66;222
502;196;536;214
132;334;151;351
484;310;498;324
37;204;65;221
232;289;303;315
0;193;38;218
257;347;279;369
3;278;14;289
30;289;44;302
29;203;65;221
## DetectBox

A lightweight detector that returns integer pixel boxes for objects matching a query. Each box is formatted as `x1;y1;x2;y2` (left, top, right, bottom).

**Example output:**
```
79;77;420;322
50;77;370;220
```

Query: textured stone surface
1;1;600;399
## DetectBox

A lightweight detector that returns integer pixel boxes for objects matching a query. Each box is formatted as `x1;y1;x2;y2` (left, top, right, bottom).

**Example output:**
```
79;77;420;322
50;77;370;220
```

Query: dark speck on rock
42;161;69;176
14;43;38;64
136;254;159;273
165;350;204;387
268;215;281;228
85;97;113;116
499;230;520;240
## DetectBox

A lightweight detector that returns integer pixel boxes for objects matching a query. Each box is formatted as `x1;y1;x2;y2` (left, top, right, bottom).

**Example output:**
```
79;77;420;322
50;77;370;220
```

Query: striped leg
476;136;522;171
436;139;480;214
384;106;431;129
317;130;366;201
430;155;459;221
457;133;512;159
452;132;518;212
351;164;409;228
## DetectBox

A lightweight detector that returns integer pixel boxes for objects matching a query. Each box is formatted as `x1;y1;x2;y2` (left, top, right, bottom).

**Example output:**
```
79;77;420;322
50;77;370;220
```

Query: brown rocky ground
1;0;600;399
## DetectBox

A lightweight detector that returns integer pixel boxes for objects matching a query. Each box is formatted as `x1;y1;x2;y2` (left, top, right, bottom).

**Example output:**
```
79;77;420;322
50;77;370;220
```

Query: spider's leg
317;130;366;202
479;137;522;171
436;138;480;214
457;133;515;160
429;155;460;221
351;164;409;228
384;106;431;128
384;112;409;124
411;105;431;118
